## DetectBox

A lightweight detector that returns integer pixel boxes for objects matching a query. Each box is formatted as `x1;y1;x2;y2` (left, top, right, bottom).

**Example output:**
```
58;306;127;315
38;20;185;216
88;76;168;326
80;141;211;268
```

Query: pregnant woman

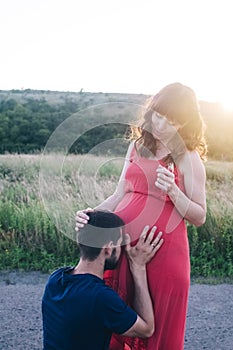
75;82;207;349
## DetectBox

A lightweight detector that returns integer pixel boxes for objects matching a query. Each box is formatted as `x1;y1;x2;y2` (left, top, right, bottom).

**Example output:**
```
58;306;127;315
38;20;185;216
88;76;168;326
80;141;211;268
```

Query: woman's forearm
94;192;124;212
168;184;206;226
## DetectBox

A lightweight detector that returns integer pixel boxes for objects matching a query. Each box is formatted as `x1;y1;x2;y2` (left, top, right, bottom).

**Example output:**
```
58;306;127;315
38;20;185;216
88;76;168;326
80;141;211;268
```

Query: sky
1;0;233;108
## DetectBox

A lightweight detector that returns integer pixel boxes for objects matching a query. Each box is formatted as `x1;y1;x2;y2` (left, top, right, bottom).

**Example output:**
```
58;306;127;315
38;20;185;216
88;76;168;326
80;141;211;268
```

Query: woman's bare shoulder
177;150;205;175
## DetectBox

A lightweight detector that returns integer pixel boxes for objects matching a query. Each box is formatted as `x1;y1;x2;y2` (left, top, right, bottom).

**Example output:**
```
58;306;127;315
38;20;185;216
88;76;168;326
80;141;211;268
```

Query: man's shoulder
44;267;74;289
95;282;126;308
51;266;67;275
48;266;71;280
95;282;138;335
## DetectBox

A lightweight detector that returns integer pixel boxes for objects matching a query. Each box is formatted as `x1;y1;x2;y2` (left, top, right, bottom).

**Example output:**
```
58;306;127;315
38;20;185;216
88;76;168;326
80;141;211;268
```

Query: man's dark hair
77;210;125;261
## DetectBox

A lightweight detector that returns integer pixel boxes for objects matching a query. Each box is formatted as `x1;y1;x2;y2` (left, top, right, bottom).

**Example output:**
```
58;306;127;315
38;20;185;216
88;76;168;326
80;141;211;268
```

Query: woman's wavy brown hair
131;82;207;162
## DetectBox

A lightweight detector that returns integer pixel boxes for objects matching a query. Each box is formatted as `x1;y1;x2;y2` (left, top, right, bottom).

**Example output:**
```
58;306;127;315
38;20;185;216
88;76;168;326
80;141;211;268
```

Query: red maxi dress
104;149;190;350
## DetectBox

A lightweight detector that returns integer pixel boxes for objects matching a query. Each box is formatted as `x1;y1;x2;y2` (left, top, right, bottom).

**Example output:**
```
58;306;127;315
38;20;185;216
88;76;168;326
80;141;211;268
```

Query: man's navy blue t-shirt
42;267;137;350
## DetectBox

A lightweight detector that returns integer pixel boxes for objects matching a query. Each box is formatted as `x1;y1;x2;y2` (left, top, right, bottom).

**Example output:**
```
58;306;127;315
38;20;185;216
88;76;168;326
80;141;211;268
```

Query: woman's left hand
155;165;175;194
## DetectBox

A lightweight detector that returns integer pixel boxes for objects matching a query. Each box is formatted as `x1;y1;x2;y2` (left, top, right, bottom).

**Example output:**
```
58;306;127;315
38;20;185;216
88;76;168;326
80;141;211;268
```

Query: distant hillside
0;89;146;106
0;89;232;159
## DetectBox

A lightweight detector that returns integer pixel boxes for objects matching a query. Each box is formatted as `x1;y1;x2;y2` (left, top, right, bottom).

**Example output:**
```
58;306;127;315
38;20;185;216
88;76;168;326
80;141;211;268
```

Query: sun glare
220;96;233;112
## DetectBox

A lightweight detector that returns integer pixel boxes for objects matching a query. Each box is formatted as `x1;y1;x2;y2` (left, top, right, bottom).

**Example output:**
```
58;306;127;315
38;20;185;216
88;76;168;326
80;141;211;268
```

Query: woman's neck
153;141;170;160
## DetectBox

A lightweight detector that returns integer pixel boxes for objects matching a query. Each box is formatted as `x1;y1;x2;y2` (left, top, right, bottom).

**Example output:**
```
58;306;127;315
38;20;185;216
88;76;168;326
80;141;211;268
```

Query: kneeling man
42;210;163;350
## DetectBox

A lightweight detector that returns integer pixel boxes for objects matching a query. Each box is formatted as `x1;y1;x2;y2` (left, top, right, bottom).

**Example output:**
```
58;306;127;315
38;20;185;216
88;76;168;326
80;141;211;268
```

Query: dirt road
0;271;232;349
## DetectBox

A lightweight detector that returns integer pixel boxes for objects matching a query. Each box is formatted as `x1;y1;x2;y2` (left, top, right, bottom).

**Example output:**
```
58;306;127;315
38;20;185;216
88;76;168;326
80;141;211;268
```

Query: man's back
42;267;137;350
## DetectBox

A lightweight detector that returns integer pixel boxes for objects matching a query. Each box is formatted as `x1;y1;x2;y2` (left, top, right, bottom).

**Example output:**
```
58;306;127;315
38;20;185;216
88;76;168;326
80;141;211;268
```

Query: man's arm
122;226;163;338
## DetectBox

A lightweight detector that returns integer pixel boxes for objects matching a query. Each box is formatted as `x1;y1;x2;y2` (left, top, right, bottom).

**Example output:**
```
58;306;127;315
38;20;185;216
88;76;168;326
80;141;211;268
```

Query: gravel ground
0;271;233;350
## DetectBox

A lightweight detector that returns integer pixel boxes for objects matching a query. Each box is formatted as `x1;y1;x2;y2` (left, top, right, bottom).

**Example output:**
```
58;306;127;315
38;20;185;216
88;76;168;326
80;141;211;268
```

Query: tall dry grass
0;154;232;276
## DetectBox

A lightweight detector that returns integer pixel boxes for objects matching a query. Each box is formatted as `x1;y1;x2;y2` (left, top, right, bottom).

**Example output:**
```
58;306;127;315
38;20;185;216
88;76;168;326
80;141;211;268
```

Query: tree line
0;97;129;155
0;94;232;160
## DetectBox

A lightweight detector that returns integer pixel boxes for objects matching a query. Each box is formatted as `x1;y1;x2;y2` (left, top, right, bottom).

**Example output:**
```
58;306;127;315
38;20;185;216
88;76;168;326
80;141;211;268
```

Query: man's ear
103;241;113;257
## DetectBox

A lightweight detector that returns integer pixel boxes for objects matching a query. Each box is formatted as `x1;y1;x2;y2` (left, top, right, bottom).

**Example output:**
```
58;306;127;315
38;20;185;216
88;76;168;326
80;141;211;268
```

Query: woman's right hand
75;208;93;231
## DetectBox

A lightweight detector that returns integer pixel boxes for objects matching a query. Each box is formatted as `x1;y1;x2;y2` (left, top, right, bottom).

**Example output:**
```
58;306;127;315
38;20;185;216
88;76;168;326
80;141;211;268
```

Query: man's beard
104;248;119;270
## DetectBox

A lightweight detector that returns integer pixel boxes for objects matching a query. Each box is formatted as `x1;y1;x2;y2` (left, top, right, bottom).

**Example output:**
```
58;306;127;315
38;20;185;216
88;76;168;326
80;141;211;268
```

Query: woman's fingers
155;165;175;193
75;215;88;223
75;208;93;231
83;207;94;213
75;223;84;231
157;167;174;182
76;208;93;221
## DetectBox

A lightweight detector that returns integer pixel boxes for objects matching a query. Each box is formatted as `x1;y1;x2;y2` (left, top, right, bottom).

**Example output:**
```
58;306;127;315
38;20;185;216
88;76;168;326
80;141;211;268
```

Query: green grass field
0;154;233;277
